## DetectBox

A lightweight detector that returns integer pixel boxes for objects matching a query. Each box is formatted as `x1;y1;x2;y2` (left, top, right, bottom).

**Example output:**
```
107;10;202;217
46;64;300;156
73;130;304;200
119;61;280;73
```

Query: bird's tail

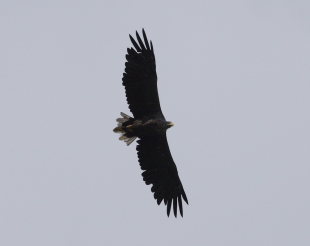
113;112;137;145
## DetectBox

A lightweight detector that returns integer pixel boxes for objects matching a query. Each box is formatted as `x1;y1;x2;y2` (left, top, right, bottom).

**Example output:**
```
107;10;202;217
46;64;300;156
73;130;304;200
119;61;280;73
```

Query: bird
113;29;188;217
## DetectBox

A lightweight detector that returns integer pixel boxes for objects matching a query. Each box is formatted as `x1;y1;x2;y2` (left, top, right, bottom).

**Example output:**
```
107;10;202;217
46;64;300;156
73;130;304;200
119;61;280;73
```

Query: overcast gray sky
1;0;310;245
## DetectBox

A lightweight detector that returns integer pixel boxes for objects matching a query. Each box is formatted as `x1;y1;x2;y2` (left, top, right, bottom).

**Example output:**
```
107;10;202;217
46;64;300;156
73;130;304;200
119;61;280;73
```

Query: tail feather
113;126;122;133
125;136;137;145
120;112;131;119
119;135;127;140
116;117;127;123
113;112;137;145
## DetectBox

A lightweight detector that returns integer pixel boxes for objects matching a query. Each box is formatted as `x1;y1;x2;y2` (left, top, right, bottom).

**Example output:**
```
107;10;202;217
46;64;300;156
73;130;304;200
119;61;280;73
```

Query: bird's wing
137;133;188;217
122;29;164;119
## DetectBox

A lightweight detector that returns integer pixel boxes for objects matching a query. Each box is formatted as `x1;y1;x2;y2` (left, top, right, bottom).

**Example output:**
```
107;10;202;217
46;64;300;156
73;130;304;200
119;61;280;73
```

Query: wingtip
129;33;141;52
129;34;135;44
173;198;178;217
150;41;154;52
142;28;150;50
135;31;146;50
167;199;172;217
178;195;183;217
135;30;141;41
182;191;189;205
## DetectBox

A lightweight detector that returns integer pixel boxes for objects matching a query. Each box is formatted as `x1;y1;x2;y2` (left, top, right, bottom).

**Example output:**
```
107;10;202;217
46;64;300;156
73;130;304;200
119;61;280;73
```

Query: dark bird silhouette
113;29;188;217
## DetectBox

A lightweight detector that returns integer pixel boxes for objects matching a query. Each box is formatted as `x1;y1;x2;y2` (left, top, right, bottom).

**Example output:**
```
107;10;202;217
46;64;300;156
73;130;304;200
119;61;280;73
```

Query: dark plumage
113;29;188;217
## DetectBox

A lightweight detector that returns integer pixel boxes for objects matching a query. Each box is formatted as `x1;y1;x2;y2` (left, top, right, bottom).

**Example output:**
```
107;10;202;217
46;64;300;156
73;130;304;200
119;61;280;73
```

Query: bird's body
113;29;188;217
114;114;173;138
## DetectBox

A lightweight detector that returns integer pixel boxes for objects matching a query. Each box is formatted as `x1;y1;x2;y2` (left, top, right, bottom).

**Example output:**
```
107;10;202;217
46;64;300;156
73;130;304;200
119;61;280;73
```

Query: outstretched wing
137;133;188;217
122;29;164;119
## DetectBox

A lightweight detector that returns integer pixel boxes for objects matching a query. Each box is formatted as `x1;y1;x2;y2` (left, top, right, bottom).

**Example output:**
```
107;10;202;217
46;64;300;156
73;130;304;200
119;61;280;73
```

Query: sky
1;0;310;245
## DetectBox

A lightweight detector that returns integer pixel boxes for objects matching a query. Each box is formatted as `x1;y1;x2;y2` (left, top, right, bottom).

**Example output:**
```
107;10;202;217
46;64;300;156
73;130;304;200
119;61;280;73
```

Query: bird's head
166;121;174;129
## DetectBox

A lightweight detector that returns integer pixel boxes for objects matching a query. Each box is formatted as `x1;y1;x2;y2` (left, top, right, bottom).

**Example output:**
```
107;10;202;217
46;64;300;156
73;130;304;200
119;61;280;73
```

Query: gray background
1;0;310;245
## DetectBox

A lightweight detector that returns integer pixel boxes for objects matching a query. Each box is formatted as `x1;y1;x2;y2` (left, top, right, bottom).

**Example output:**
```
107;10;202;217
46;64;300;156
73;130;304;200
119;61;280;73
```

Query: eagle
113;29;188;217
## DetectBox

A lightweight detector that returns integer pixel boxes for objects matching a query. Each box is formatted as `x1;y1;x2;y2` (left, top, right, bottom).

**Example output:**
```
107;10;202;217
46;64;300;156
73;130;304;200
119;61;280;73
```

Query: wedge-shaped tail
113;112;137;145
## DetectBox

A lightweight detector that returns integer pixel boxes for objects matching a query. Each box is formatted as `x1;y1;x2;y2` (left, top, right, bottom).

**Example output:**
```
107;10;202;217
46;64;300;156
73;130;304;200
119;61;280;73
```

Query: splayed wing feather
136;31;146;50
142;29;150;50
166;199;172;217
178;195;183;217
129;35;141;52
173;197;178;217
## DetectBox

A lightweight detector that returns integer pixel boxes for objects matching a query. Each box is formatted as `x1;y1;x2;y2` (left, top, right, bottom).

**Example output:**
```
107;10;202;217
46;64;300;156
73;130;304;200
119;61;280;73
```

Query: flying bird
113;29;188;217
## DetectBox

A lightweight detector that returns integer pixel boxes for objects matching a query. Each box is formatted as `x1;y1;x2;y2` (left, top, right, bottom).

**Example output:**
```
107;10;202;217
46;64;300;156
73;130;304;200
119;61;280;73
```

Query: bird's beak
167;122;174;127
